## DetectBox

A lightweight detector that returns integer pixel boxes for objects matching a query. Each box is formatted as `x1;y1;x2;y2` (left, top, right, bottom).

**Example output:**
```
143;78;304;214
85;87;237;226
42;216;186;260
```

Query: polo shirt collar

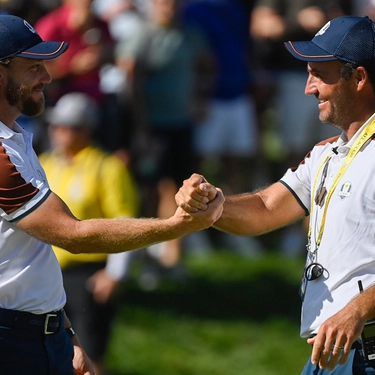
0;120;27;139
0;121;34;153
336;112;375;152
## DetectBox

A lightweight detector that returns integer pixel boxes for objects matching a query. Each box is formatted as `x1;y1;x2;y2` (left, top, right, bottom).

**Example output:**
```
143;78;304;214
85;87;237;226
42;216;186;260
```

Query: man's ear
355;66;368;90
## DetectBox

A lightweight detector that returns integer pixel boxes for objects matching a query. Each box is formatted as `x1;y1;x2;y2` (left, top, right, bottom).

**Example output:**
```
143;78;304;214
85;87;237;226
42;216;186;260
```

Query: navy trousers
301;344;375;375
0;323;74;375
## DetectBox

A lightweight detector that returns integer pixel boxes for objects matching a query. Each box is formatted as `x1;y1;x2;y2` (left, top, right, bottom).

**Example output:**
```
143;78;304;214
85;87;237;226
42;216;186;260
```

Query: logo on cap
315;21;331;37
23;20;37;34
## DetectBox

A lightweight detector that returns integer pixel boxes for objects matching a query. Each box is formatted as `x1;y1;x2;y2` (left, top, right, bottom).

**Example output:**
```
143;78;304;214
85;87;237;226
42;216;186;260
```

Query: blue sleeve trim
279;180;309;217
9;189;52;223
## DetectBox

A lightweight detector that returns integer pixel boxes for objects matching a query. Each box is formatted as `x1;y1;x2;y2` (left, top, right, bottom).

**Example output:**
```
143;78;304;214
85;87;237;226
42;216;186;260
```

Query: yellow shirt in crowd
39;145;139;269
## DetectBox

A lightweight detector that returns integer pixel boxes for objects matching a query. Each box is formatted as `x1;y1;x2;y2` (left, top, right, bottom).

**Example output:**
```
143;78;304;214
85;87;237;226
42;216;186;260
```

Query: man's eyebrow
307;66;321;74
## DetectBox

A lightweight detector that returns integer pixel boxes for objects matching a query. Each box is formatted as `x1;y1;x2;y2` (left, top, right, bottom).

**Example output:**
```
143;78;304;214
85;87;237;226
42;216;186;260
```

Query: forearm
347;284;375;323
16;191;224;254
214;193;267;235
214;185;304;236
55;216;191;255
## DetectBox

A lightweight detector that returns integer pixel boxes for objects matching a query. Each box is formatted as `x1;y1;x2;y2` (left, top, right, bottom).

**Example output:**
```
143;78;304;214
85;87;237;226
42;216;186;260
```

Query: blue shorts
0;312;75;375
300;342;375;375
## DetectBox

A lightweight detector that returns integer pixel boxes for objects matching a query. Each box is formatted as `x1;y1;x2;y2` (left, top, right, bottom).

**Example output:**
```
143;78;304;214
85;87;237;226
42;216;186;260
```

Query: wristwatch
66;326;76;338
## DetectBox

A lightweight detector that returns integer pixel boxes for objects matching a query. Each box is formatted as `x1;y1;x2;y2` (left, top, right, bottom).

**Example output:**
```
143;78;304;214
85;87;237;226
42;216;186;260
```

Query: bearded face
317;78;354;132
5;74;45;117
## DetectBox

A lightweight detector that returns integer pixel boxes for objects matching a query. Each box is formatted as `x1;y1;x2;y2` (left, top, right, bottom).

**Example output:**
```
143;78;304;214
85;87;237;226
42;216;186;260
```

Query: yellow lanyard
308;116;375;248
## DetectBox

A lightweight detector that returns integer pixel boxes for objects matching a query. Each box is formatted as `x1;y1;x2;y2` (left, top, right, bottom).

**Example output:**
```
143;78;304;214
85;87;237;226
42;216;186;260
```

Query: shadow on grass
120;271;301;324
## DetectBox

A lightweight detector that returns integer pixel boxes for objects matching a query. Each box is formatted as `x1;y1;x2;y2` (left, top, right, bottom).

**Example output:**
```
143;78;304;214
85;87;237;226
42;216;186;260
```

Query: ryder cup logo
24;20;37;34
315;21;330;37
338;181;352;199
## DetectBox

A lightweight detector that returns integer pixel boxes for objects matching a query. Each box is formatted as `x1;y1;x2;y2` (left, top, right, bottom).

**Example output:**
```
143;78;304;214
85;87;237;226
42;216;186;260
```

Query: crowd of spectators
3;0;375;373
3;0;375;262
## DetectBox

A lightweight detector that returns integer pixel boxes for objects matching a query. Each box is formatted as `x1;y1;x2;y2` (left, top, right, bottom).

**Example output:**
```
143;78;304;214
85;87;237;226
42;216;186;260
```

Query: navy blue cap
0;15;68;61
285;16;375;65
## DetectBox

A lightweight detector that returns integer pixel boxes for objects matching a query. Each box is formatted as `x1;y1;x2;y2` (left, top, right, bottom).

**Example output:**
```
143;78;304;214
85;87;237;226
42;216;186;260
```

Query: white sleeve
105;251;135;281
280;167;311;215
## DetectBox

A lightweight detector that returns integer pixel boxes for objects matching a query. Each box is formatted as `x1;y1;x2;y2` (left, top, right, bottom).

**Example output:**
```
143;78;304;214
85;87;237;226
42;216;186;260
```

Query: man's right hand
176;173;219;213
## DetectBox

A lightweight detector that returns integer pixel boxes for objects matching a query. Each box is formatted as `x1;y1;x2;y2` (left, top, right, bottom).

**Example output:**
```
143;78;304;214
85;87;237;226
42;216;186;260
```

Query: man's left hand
307;306;365;370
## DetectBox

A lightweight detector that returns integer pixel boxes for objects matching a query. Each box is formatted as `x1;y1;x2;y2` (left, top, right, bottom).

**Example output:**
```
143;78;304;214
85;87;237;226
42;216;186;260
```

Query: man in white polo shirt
0;14;224;375
177;15;375;375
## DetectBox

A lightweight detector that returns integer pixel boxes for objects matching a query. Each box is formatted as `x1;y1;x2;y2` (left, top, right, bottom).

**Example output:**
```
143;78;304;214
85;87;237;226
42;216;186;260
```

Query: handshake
174;173;224;234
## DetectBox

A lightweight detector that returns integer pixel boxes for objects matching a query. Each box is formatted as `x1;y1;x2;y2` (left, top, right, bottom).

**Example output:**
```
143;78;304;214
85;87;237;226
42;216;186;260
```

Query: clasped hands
176;173;222;218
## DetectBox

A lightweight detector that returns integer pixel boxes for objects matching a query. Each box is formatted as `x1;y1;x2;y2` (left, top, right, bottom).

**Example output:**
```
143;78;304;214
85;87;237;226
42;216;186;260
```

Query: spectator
181;0;260;194
0;0;58;24
115;0;213;287
39;92;139;375
180;0;265;256
352;0;375;19
34;0;123;154
92;0;144;43
34;0;113;104
92;0;145;164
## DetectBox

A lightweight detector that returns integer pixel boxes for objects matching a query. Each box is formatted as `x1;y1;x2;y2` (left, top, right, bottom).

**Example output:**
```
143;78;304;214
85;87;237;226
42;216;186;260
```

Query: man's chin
319;113;332;125
21;98;45;117
21;105;44;117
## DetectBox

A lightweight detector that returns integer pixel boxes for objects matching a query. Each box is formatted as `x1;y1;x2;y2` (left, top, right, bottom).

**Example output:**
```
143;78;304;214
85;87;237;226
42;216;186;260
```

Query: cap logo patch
315;21;330;37
23;20;37;34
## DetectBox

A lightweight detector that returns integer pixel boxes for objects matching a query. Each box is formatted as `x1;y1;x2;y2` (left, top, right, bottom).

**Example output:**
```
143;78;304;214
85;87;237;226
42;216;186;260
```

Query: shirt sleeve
0;142;50;222
105;251;135;281
279;156;313;217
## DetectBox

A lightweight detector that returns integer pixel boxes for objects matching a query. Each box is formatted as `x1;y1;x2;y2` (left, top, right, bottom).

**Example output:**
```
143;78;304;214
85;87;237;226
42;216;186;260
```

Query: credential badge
338;181;352;199
315;21;330;37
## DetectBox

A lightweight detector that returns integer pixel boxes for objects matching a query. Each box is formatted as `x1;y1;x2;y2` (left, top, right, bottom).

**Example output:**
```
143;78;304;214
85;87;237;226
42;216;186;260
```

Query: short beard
5;78;45;117
319;83;352;132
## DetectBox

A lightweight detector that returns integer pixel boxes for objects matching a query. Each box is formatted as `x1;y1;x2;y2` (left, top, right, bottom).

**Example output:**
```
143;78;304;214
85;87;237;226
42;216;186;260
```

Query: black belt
0;307;63;334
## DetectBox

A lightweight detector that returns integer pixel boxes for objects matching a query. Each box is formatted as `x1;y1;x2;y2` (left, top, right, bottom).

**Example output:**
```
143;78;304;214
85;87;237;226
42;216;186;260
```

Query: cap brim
17;41;69;60
284;41;336;62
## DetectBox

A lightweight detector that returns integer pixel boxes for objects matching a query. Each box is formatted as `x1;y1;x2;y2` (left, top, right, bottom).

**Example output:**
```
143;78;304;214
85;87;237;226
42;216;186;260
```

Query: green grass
105;251;311;375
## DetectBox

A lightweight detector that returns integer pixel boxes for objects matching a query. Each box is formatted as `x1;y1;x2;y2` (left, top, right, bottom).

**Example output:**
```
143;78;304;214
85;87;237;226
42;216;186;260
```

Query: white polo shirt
0;121;65;314
281;114;375;338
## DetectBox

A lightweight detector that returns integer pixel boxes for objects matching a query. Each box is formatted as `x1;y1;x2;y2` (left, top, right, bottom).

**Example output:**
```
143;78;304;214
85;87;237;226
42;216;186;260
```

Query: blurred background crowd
3;1;375;373
5;0;375;284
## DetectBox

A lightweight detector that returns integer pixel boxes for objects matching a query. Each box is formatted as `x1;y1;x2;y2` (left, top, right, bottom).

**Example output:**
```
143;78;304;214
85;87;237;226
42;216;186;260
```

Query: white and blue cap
285;16;375;65
0;14;68;61
46;92;99;129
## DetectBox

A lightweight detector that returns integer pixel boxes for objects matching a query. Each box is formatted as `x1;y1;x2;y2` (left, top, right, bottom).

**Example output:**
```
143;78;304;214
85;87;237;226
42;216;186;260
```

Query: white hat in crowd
46;92;99;129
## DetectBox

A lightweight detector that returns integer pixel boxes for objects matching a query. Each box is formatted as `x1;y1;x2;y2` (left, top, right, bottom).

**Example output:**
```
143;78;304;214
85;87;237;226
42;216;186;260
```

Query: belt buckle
44;313;58;335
